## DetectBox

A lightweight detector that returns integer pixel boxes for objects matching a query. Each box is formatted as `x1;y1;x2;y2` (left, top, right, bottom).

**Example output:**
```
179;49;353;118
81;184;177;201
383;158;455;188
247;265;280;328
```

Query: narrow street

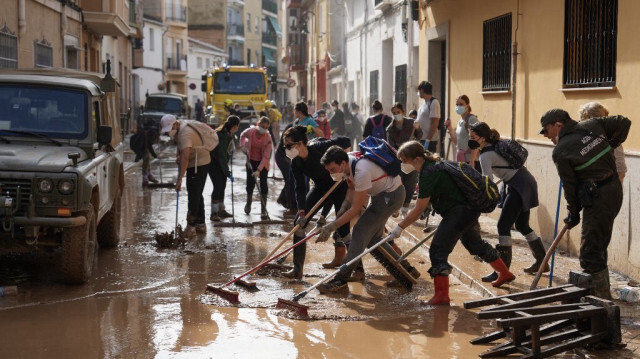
0;145;638;358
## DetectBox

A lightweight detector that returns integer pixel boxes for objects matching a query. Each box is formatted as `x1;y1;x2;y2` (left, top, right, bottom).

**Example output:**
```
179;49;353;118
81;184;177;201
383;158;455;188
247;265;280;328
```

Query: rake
275;234;397;317
205;229;320;304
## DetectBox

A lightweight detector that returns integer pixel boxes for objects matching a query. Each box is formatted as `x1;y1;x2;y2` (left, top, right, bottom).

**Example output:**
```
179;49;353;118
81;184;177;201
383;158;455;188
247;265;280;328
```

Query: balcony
288;44;306;71
262;32;277;47
166;54;187;72
287;0;301;9
133;48;143;68
263;0;278;14
166;5;187;23
227;23;244;37
83;11;131;37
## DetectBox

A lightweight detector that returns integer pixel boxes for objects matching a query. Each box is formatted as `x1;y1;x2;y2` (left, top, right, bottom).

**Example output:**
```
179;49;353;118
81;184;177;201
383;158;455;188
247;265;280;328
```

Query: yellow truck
201;66;268;129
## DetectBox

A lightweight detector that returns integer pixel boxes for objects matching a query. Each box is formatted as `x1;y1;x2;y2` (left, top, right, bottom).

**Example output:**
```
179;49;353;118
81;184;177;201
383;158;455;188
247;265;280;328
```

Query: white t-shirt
177;122;211;168
417;97;441;141
348;155;402;195
455;115;479;152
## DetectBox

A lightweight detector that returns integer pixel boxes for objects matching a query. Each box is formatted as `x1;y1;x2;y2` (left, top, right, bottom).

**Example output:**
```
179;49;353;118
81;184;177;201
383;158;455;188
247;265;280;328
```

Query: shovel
530;223;569;290
275;234;396;317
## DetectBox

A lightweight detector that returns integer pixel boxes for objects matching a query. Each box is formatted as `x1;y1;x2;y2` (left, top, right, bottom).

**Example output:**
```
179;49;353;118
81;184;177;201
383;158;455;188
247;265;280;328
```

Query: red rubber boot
489;258;516;287
422;275;450;306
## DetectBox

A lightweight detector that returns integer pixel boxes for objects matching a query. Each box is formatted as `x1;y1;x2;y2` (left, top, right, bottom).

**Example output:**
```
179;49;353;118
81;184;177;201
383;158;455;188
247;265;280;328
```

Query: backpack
491;139;528;169
351;136;402;179
424;160;500;213
184;120;219;151
369;114;387;140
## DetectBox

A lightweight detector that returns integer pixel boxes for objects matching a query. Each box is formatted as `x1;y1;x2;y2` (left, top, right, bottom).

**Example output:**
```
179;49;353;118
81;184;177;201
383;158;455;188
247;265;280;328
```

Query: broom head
205;284;240;304
275;298;309;317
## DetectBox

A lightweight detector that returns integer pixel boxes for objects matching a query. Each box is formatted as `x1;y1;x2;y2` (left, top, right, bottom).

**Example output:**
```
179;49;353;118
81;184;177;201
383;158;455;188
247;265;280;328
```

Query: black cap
539;109;570;134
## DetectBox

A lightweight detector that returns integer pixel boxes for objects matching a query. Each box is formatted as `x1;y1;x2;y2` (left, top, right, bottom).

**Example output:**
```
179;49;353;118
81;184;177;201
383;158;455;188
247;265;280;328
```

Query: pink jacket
240;126;272;171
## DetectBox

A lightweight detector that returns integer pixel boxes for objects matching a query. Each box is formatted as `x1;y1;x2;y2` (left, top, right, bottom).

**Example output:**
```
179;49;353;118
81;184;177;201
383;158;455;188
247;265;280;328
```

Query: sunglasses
284;142;298;150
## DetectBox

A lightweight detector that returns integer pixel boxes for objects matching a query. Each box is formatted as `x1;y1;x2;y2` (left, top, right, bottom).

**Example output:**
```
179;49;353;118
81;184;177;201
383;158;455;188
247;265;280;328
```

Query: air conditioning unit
374;0;396;11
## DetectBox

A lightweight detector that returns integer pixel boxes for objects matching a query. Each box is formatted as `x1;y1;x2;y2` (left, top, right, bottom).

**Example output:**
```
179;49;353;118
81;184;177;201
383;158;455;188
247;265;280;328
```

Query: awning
263;48;276;65
267;16;282;36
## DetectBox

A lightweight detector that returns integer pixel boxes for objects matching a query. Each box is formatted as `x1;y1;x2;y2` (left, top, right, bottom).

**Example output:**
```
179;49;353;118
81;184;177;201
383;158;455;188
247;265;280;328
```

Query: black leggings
497;187;533;237
209;159;227;201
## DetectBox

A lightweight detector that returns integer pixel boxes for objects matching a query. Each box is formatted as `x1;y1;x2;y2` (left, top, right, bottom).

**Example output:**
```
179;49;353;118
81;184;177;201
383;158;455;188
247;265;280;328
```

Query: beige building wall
418;0;640;280
244;0;262;66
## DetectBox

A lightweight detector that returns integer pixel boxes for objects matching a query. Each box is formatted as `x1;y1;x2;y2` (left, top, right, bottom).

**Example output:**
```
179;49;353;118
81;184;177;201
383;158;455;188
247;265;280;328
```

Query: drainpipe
511;0;520;140
18;0;26;35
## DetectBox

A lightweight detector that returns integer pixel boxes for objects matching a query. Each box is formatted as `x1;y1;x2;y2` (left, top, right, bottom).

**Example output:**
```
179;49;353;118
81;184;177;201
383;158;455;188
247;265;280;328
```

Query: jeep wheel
62;204;97;284
97;189;121;248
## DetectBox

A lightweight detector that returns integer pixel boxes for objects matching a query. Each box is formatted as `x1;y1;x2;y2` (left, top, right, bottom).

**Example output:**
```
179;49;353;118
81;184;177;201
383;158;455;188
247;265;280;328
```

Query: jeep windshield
213;72;266;94
0;84;88;139
145;97;182;114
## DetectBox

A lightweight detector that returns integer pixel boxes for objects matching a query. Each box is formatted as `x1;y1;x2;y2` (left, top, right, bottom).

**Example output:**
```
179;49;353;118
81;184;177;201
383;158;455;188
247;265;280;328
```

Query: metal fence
166;5;187;22
166;54;187;71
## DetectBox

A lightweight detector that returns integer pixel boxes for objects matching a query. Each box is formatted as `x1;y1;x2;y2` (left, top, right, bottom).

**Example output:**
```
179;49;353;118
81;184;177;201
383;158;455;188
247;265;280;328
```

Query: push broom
214;147;252;228
205;229;321;304
276;233;397;317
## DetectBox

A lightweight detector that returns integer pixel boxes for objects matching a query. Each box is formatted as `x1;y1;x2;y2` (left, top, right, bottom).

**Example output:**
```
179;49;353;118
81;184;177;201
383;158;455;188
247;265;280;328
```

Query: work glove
315;221;338;243
564;212;581;229
423;140;430;151
252;170;260;178
228;175;234;183
295;211;307;228
389;224;404;239
336;200;352;217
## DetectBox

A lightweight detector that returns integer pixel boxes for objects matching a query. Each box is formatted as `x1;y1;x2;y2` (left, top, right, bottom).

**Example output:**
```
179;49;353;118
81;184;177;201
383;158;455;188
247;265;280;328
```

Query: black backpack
423;160;500;213
491;139;528;169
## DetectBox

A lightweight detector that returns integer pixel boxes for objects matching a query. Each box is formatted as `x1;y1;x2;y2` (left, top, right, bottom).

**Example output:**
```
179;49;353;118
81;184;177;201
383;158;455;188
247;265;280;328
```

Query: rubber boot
148;173;159;183
322;246;346;269
260;194;269;220
210;201;220;221
423;275;450;306
244;195;252;214
523;238;550;274
489;258;516;288
218;203;233;218
482;245;512;282
282;234;306;279
142;174;149;187
591;268;613;300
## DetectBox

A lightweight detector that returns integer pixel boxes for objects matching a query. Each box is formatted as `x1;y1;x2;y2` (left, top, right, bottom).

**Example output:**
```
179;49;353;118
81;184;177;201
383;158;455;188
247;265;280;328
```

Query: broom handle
257;179;343;264
275;209;338;260
530;223;569;290
397;231;436;262
224;229;320;287
294;234;394;300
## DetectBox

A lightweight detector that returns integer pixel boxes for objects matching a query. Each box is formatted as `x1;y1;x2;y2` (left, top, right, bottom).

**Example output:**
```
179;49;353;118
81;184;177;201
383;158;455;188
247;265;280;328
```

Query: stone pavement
389;212;640;358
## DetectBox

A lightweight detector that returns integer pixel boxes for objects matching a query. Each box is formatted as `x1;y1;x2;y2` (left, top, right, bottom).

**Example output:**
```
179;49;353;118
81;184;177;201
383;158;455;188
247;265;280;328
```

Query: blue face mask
455;106;466;115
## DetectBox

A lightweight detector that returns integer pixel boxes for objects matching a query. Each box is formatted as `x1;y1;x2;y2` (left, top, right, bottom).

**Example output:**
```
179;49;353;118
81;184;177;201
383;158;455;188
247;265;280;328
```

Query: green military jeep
0;64;124;284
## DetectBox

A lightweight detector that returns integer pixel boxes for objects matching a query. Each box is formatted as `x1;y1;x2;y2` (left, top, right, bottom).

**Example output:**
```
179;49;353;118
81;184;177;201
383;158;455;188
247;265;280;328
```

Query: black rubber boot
591;268;612;300
482;245;512;282
260;194;269;220
523;238;550;274
282;234;306;280
244;195;252;214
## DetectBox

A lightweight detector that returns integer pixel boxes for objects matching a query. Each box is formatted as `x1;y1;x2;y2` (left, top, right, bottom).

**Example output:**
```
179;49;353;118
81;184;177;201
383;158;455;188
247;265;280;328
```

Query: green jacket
212;129;234;176
552;115;630;215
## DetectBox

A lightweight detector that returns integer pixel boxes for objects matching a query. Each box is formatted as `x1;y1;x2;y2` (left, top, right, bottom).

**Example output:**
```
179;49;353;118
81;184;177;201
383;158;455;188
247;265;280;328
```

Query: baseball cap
539;109;570;134
160;114;177;134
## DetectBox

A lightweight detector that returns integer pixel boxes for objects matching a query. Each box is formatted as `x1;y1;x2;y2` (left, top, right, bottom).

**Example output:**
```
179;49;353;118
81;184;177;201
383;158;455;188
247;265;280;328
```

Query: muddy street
0;150;634;358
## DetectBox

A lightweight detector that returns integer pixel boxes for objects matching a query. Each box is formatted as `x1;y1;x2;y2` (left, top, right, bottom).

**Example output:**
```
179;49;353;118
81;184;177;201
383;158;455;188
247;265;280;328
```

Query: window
247;49;251;64
255;15;259;33
395;64;407;109
482;13;511;91
563;0;617;88
247;13;251;32
0;24;17;69
66;46;79;70
149;28;154;51
205;58;210;68
34;37;53;68
369;70;379;103
197;56;202;69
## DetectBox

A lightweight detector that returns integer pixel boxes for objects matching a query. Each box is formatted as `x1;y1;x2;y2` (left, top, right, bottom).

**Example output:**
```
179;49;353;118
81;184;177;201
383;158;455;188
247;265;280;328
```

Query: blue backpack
369;114;387;140
351;136;402;179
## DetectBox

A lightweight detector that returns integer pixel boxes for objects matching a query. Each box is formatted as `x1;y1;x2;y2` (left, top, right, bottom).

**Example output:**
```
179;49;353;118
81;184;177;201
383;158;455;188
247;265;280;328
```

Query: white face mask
285;147;299;160
401;163;415;174
393;114;403;122
258;127;267;134
455;106;466;115
168;130;177;139
417;91;421;98
330;172;345;182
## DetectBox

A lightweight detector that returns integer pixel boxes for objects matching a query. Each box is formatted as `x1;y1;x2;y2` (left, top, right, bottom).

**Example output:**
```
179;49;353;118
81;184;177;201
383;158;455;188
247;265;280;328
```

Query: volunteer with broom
209;116;240;221
468;122;547;281
240;116;273;220
281;126;352;279
315;144;421;293
390;141;515;305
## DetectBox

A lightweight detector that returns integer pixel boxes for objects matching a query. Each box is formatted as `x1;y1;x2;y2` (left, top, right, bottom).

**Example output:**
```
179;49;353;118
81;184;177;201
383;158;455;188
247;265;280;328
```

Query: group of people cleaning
155;79;630;304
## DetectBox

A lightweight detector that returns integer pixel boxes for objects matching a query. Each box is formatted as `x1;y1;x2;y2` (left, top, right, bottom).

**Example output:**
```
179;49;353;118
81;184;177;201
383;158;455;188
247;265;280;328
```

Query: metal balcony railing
262;32;277;47
227;23;244;37
166;5;187;22
263;0;278;14
166;54;187;71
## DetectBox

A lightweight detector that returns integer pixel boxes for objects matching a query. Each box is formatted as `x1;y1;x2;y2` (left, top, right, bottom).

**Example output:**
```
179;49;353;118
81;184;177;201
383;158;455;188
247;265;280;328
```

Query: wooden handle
257;179;344;264
530;223;569;290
